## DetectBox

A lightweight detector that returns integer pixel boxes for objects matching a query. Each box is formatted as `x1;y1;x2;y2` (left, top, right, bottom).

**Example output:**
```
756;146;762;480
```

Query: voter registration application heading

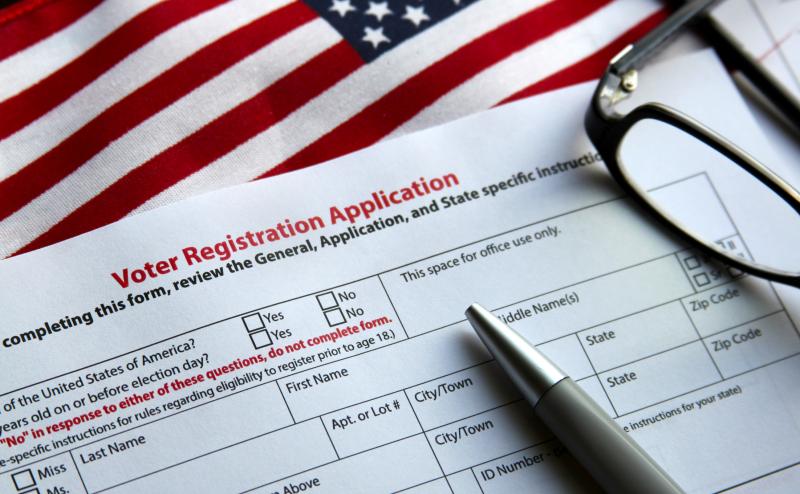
1;50;799;494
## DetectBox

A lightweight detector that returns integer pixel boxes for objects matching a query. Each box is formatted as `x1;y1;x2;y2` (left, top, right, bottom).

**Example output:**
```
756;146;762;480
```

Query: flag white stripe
0;19;339;258
0;0;162;103
135;0;552;213
389;0;661;138
0;0;293;181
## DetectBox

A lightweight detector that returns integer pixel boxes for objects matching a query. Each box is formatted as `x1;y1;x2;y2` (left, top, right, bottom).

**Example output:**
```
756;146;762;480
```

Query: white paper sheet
714;0;800;100
1;50;799;494
713;0;800;197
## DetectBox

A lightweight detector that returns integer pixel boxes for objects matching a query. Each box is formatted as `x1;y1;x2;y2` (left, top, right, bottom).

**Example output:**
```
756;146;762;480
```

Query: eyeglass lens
617;118;800;275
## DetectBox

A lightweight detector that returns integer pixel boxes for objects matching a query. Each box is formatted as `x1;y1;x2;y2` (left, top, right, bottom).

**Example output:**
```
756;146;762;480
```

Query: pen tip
464;302;566;403
465;303;510;345
464;303;499;337
464;302;484;319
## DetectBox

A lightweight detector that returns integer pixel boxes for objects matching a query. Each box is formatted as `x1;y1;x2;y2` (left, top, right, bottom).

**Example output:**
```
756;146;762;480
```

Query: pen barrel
535;378;684;494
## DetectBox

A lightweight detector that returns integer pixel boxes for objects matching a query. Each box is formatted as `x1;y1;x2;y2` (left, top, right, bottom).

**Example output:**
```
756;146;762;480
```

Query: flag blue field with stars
303;0;478;61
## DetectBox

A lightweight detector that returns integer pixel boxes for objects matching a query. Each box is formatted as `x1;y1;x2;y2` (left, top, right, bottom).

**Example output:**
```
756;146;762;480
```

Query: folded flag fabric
0;0;665;257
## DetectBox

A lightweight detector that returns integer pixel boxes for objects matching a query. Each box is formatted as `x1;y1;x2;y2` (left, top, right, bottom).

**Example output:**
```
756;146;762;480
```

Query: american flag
0;0;666;258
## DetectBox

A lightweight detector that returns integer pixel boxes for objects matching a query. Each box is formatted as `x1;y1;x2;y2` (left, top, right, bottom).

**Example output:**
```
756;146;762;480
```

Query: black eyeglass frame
584;0;800;288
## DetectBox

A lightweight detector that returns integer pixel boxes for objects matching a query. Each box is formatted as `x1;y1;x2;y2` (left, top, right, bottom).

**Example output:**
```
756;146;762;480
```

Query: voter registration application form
2;50;799;494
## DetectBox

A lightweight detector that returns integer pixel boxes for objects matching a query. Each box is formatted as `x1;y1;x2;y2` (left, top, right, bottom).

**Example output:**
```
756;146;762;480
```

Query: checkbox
324;308;346;327
693;272;710;286
249;330;273;349
683;255;700;270
316;292;338;310
20;490;39;494
12;469;35;490
242;313;265;332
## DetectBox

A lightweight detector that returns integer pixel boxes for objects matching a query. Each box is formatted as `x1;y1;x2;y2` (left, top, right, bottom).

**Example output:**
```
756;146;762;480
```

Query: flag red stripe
499;8;668;105
261;0;611;180
0;0;227;140
0;1;316;223
0;0;101;62
15;41;363;255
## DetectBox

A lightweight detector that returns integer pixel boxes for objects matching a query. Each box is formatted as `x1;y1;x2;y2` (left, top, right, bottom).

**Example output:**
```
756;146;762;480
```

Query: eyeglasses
585;0;800;288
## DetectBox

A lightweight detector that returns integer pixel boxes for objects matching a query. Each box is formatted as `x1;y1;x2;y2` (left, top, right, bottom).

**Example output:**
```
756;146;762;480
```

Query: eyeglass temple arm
695;14;800;134
610;0;719;77
612;0;800;133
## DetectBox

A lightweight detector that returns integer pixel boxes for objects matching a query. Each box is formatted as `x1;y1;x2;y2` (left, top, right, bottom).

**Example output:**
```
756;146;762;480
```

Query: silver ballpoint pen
465;303;684;494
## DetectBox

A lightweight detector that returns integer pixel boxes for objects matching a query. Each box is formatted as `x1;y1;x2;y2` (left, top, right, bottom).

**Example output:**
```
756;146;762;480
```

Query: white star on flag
402;5;430;27
365;2;393;22
329;0;356;18
362;26;390;48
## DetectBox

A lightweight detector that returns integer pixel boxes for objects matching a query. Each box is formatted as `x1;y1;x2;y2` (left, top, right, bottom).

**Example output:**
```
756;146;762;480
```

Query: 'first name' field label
284;368;350;394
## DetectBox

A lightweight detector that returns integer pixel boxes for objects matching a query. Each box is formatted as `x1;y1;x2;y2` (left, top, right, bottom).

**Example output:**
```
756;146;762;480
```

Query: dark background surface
0;0;21;9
